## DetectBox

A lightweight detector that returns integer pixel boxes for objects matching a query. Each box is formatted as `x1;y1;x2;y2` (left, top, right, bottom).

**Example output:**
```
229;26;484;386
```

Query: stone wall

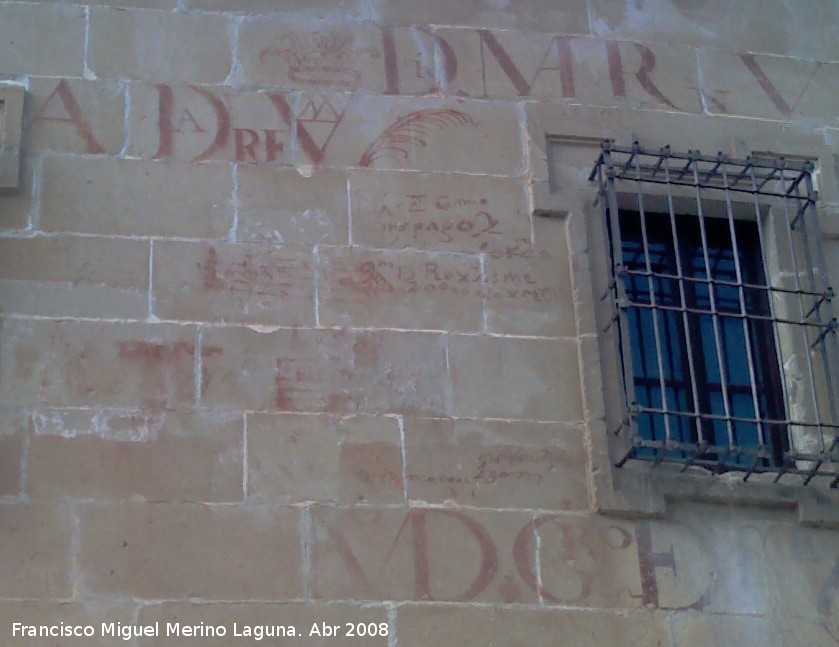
1;0;839;645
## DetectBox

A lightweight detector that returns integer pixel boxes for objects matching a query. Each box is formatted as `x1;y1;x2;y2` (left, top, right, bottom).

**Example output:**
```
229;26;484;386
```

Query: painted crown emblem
261;32;381;89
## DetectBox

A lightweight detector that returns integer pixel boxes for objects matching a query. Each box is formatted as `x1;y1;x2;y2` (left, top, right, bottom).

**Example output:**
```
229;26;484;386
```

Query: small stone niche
0;84;25;189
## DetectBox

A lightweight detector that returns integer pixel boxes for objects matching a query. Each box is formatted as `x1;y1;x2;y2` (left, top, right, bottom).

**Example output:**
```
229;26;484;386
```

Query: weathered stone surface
24;78;125;154
0;601;135;647
292;93;523;175
318;246;483;331
589;0;839;62
762;521;839;619
185;0;346;10
397;606;668;646
630;506;775;613
449;335;582;420
0;4;85;76
541;138;604;191
438;29;700;112
524;102;831;185
670;613;839;647
184;0;591;36
238;20;390;93
27;410;243;502
2;0;839;634
89;9;232;83
699;50;839;123
0;157;34;232
0;237;149;318
484;223;576;336
236;166;348;245
310;507;538;603
0;408;26;497
138;602;390;646
81;504;302;599
23;0;174;6
350;170;530;253
373;0;591;34
40;157;232;238
127;85;523;171
202;327;448;415
0;504;73;599
404;418;588;510
0;320;197;409
247;413;403;504
153;241;315;325
128;83;295;164
535;514;643;608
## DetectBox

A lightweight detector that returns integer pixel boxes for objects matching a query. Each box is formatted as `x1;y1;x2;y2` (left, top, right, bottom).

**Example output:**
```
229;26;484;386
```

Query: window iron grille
589;141;839;486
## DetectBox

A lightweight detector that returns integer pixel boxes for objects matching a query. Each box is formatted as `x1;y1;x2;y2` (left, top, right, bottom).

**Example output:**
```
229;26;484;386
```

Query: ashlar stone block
449;335;582;420
27;410;243;503
350;170;531;254
247;413;403;504
202;327;449;415
0;504;74;598
153;241;315;325
404;418;588;510
318;246;484;331
81;504;302;599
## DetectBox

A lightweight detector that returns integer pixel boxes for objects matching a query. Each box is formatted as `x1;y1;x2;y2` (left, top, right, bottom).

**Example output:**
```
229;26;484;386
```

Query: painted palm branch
359;109;476;167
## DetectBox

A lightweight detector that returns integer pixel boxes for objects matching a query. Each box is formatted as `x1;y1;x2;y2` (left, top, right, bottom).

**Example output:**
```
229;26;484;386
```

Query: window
590;142;839;486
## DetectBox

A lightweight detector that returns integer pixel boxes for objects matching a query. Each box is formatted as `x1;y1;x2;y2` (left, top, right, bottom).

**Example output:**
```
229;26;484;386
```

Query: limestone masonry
1;0;839;645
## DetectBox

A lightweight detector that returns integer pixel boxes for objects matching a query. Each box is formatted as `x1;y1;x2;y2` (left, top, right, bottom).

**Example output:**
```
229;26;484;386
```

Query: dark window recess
590;142;839;485
618;211;787;468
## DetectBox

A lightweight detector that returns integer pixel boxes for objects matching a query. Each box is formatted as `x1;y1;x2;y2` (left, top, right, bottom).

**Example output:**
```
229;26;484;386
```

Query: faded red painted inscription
357;445;571;488
336;258;555;305
202;247;310;298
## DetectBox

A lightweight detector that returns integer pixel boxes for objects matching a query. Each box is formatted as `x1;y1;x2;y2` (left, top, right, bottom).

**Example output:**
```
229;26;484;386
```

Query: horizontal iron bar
606;173;803;198
601;142;814;174
626;437;766;458
633;377;764;396
617;298;830;328
610;161;798;185
618;268;829;300
619;437;839;466
627;404;839;430
615;448;839;481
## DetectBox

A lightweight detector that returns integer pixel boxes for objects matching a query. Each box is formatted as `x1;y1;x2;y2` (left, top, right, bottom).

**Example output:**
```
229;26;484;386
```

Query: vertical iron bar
692;156;737;452
721;165;769;458
746;166;796;479
633;145;674;446
663;152;705;446
781;181;826;461
602;146;640;440
796;174;839;481
799;173;838;437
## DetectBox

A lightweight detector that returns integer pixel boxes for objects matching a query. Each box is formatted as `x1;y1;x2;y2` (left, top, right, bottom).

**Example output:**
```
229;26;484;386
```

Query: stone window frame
0;83;24;189
525;104;839;526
